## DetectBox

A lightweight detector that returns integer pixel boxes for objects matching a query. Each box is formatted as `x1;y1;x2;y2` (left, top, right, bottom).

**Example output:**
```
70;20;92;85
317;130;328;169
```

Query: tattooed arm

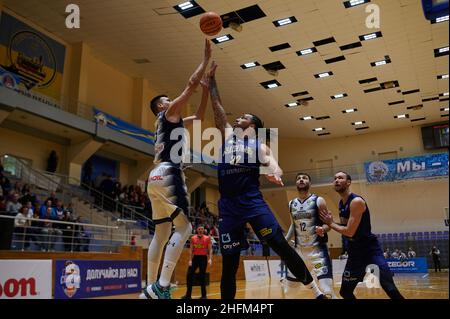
207;62;233;141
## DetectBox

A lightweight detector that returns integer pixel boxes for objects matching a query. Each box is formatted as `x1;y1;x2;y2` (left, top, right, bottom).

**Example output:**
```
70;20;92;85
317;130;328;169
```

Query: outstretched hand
315;226;325;237
266;174;284;186
201;61;218;89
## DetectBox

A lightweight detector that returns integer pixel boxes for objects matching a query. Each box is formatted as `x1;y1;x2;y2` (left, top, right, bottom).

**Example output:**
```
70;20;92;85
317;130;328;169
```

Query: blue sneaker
139;281;171;299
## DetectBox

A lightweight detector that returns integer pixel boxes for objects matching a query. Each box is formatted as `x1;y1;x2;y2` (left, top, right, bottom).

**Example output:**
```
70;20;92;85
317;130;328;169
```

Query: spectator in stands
65;202;75;219
94;172;107;189
383;248;391;259
46;192;58;207
399;250;407;261
391;249;400;259
74;216;90;252
7;193;22;216
29;210;42;250
41;207;56;251
0;175;11;195
40;200;54;219
82;160;93;186
54;200;65;237
14;206;31;250
19;185;37;206
429;246;441;272
407;247;416;258
100;175;115;211
46;150;58;173
62;212;75;251
0;192;19;250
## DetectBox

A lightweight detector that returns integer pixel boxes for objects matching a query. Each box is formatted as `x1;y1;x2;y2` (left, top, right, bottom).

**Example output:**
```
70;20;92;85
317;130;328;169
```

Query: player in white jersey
284;172;338;299
140;39;212;299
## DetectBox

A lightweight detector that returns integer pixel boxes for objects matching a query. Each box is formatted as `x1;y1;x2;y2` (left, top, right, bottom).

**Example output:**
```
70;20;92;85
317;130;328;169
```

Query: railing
4;155;153;231
0;214;132;253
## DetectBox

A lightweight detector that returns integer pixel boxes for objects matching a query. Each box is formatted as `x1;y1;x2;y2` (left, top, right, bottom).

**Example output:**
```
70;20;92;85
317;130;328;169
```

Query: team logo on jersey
221;233;231;243
367;161;389;181
60;261;81;298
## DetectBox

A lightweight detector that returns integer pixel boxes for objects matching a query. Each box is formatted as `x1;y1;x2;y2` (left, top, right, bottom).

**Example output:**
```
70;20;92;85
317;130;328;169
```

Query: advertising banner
0;260;52;299
365;153;448;183
54;260;141;299
243;260;270;281
0;12;66;107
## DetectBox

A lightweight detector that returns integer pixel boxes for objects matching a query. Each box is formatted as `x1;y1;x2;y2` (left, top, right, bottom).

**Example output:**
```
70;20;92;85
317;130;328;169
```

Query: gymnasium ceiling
3;0;449;139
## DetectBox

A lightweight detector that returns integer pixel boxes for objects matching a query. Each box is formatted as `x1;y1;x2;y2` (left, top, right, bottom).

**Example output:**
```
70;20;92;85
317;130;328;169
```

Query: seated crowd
1;169;90;252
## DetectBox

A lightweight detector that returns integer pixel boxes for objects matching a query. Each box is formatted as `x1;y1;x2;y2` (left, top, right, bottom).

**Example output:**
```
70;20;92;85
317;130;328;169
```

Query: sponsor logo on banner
386;258;428;273
243;260;270;281
59;261;81;298
0;260;52;299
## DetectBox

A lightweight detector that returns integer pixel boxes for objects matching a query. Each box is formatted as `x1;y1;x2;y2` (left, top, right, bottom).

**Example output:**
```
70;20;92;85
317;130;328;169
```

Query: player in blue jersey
206;62;326;299
319;171;404;299
140;39;212;299
284;173;337;298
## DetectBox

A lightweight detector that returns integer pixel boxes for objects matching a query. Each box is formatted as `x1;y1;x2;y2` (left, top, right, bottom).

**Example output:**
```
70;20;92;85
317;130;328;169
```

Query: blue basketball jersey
339;193;376;244
218;135;261;197
153;111;185;165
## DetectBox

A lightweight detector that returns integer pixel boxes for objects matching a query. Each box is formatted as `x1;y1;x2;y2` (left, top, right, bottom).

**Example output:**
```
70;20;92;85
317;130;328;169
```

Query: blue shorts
343;238;391;282
218;191;280;255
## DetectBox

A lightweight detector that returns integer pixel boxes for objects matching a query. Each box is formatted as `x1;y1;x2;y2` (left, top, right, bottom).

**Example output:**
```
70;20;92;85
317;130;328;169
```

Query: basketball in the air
199;12;223;36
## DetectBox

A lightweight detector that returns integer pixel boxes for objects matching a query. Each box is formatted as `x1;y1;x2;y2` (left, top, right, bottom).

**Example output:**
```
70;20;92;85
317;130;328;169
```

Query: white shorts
147;162;189;224
287;244;333;280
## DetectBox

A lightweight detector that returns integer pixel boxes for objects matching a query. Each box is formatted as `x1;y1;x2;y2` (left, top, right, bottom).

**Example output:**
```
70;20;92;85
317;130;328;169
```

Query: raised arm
208;62;233;140
319;197;366;238
183;73;209;128
165;39;211;123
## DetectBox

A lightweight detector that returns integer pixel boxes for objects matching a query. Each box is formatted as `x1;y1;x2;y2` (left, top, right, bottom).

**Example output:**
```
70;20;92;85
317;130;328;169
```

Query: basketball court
0;0;448;304
95;273;448;299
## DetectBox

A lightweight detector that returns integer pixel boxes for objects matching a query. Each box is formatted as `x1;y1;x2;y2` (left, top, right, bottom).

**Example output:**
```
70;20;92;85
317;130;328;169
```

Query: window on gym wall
1;154;32;177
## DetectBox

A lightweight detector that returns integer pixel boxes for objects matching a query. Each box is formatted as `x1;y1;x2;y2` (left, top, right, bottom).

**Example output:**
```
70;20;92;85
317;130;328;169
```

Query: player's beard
334;184;346;193
297;185;309;192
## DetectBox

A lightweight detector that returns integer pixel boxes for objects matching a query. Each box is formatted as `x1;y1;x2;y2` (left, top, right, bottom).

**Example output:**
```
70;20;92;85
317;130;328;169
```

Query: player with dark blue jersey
319;171;404;299
140;39;212;300
206;62;326;299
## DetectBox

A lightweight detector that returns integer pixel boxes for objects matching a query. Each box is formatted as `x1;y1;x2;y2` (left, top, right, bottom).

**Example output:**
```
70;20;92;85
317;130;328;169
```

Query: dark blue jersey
153;111;185;165
218;135;261;197
339;193;376;244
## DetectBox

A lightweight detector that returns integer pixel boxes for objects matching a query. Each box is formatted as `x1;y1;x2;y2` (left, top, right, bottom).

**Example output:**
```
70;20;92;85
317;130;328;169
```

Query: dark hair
248;113;264;129
336;171;352;181
150;95;167;116
296;172;312;182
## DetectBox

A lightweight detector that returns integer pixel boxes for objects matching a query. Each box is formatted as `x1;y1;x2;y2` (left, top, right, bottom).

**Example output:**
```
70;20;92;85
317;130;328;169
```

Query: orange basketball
199;12;223;36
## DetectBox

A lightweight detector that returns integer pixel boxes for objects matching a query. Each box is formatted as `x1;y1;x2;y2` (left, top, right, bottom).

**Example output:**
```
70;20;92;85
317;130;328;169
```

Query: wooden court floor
97;272;448;299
